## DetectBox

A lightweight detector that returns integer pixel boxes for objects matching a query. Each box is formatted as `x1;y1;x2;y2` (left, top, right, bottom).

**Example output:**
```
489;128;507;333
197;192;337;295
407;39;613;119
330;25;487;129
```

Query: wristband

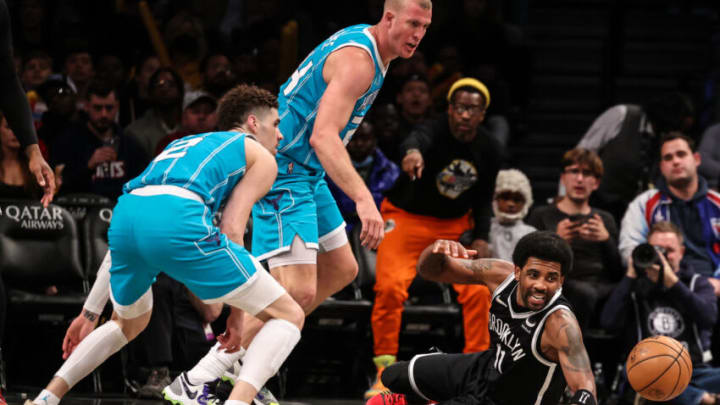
569;389;596;405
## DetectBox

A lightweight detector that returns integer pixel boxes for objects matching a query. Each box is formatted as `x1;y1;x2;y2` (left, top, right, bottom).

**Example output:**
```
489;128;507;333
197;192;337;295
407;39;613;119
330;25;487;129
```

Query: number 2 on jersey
155;137;204;162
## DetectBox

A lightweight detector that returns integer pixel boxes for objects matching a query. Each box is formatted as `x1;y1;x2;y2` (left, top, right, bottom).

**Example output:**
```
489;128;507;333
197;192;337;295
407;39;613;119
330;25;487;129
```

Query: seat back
82;205;113;279
0;199;84;287
55;193;114;279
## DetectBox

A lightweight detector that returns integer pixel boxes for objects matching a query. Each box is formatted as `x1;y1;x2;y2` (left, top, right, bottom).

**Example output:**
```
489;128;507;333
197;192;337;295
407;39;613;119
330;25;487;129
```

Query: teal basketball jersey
123;132;248;213
277;24;387;175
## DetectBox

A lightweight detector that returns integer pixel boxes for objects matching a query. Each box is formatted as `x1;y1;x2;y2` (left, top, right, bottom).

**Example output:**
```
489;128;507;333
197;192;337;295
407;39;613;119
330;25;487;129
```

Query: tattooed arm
545;309;597;399
417;239;514;293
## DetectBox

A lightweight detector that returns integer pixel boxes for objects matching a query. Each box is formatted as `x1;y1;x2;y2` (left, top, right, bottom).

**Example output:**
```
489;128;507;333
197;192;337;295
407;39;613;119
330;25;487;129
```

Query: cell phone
568;214;590;224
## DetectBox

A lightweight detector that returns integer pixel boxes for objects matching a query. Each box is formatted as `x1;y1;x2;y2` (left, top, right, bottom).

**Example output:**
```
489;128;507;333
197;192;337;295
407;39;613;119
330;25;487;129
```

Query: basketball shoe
364;355;396;400
163;372;219;405
215;362;280;405
366;392;408;405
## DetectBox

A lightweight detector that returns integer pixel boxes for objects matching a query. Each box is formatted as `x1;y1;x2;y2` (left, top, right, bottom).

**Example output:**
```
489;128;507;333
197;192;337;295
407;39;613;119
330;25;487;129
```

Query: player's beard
522;288;549;310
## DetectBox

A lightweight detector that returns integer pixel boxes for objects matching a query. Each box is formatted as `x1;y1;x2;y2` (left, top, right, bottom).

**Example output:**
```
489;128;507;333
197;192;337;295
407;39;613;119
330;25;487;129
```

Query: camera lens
632;243;659;271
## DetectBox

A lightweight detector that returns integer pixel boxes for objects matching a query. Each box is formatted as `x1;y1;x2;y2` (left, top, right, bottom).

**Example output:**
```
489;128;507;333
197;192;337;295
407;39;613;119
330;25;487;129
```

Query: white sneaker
163;372;219;405
217;361;280;405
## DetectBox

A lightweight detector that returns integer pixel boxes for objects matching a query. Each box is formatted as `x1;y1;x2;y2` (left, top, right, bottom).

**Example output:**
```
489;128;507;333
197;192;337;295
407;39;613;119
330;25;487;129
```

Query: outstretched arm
309;46;383;249
417;239;513;293
545;309;596;403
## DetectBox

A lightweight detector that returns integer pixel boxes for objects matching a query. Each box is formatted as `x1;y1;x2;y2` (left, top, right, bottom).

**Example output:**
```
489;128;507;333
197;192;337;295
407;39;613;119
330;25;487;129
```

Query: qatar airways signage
0;204;65;230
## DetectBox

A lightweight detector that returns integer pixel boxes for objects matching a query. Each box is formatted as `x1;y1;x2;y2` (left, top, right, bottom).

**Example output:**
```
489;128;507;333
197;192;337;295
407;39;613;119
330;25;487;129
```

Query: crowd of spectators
1;0;720;403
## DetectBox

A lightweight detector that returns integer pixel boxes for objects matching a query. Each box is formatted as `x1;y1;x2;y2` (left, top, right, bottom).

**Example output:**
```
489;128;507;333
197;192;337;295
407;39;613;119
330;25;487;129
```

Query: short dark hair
659;131;696;155
85;79;116;100
216;84;278;131
561;148;604;178
648;221;684;245
512;231;574;276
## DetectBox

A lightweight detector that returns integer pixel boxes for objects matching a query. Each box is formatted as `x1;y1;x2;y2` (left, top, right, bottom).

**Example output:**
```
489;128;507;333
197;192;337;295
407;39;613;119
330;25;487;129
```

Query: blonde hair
385;0;432;13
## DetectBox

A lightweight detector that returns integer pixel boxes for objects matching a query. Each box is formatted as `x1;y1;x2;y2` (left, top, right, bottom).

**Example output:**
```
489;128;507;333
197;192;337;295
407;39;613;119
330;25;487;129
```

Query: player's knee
340;259;359;286
287;284;317;311
115;311;151;341
283;298;305;329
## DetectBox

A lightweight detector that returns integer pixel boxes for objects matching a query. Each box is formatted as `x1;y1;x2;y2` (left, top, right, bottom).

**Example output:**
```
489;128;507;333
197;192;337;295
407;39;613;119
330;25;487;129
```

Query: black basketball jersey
486;274;573;405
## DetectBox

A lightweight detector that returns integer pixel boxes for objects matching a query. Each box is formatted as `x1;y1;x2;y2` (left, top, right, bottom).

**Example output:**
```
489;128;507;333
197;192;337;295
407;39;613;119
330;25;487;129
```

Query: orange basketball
626;336;692;402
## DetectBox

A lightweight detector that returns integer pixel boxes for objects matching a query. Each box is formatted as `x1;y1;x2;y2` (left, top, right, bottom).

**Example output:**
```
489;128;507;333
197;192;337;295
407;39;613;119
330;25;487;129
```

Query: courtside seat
55;193;114;279
0;199;86;312
0;199;89;390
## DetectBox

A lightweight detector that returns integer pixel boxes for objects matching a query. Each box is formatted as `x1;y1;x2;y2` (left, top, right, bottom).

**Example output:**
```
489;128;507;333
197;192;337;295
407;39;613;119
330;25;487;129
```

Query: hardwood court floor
4;393;365;405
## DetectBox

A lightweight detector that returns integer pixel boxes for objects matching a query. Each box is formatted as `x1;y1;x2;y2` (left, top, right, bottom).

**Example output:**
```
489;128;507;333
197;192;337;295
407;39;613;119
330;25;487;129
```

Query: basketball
626;336;693;401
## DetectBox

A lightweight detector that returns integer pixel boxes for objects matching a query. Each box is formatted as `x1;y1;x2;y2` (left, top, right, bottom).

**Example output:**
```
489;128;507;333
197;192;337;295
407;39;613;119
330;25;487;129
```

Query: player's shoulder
544;306;578;332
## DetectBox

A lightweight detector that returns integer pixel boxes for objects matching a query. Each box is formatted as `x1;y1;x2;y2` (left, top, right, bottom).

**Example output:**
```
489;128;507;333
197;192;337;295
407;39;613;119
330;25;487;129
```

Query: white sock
238;319;300;391
33;389;60;405
224;401;249;405
54;321;128;388
186;341;246;385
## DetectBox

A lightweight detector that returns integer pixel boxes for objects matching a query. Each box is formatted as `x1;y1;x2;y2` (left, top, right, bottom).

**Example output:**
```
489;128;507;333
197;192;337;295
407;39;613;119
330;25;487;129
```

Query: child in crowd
489;169;536;261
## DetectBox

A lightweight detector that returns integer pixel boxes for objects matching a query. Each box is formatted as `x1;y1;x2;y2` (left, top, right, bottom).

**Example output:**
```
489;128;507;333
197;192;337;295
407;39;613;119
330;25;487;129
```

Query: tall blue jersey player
245;0;432;342
25;85;305;405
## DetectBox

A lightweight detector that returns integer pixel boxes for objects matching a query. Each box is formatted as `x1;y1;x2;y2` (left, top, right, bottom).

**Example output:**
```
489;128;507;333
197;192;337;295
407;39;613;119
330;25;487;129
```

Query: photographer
527;148;622;331
601;222;720;405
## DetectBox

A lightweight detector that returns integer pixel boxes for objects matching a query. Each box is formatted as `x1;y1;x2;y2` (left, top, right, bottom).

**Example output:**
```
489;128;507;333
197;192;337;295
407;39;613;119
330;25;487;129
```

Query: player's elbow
308;130;334;152
220;225;245;246
417;258;444;283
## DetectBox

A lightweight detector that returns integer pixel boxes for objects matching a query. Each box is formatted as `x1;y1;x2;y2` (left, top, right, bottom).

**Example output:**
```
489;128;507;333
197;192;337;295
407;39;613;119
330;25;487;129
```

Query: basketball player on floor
156;0;433;402
26;84;305;405
367;231;597;405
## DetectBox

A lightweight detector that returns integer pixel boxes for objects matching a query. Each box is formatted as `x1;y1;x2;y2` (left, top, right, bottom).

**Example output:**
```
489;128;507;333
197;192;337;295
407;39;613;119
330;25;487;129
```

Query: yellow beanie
446;77;490;108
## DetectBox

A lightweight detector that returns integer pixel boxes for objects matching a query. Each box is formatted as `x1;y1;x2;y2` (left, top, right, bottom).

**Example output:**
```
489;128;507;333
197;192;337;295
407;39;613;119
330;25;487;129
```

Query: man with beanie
366;77;503;399
489;169;536;261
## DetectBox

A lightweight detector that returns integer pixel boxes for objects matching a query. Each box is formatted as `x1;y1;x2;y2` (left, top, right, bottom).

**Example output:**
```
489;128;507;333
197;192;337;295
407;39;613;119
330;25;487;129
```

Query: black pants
382;351;493;405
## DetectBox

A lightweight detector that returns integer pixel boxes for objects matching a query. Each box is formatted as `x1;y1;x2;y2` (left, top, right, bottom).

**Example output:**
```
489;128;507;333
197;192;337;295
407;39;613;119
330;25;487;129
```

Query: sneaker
139;366;172;399
366;392;407;405
163;372;219;405
216;361;280;405
252;387;280;405
364;355;396;400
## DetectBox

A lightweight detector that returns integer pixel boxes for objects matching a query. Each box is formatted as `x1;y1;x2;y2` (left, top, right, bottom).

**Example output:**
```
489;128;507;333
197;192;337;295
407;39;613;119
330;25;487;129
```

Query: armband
569;389;596;405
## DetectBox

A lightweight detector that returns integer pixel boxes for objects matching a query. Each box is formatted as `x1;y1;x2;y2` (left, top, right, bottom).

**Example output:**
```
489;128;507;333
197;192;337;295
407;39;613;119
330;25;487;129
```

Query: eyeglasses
452;103;484;116
563;168;595;178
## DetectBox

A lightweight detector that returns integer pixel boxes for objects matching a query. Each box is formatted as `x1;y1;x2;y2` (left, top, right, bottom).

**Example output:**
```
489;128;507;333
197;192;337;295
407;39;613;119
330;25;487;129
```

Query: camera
631;243;666;276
